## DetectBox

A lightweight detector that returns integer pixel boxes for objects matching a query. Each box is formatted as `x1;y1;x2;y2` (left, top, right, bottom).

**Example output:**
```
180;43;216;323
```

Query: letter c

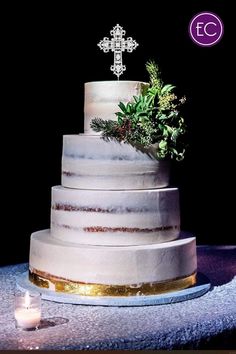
204;22;217;36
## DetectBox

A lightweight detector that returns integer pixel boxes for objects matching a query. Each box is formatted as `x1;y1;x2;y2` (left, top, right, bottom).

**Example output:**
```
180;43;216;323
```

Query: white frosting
50;186;180;246
28;79;197;293
30;230;197;285
84;81;148;135
62;135;170;190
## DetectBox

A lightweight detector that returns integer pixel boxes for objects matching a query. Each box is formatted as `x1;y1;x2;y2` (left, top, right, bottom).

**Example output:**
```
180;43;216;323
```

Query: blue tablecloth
0;246;235;350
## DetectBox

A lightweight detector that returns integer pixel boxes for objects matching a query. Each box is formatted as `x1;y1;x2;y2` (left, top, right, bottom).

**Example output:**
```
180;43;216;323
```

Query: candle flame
24;291;30;308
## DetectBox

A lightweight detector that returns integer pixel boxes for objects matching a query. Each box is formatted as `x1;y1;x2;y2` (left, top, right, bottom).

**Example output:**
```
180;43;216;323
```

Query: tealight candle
14;291;41;330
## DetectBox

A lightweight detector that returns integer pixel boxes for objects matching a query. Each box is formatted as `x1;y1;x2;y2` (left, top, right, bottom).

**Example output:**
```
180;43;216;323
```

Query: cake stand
16;272;210;306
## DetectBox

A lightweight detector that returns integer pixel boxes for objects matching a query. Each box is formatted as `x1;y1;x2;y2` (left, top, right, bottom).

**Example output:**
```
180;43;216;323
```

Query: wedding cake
29;80;197;296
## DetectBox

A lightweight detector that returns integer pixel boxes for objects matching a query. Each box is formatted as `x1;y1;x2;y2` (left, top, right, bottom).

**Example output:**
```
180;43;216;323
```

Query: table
0;246;235;350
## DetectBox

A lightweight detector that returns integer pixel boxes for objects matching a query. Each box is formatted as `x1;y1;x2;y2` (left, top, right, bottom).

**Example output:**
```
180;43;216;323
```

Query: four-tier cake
29;81;197;296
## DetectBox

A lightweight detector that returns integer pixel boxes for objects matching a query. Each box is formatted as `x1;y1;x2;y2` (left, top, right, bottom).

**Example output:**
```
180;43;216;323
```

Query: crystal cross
98;24;138;79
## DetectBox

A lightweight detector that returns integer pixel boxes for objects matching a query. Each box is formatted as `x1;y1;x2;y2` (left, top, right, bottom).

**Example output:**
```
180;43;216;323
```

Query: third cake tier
51;186;180;246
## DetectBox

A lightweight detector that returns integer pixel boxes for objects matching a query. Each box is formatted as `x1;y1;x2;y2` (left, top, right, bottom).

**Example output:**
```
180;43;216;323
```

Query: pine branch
90;118;112;133
90;118;123;141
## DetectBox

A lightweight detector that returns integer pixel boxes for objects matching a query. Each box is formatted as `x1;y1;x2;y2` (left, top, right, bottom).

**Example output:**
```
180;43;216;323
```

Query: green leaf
117;116;123;124
161;84;175;95
171;128;180;142
118;102;127;113
168;111;178;119
116;112;124;118
159;140;167;149
158;114;169;120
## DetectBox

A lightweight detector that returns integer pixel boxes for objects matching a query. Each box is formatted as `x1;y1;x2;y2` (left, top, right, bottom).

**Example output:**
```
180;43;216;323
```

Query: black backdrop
2;1;233;266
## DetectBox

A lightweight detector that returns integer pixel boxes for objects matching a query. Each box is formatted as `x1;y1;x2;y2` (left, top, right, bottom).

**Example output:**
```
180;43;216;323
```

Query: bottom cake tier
29;230;197;296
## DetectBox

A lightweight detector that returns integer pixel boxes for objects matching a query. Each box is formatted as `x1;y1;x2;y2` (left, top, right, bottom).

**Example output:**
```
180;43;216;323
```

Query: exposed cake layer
51;186;180;245
84;81;148;135
62;135;170;189
29;230;197;286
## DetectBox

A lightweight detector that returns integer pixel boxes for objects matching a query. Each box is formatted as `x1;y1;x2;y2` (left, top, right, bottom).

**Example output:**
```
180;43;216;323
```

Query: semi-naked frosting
30;230;197;286
28;80;197;296
51;186;180;246
84;81;148;135
62;135;170;190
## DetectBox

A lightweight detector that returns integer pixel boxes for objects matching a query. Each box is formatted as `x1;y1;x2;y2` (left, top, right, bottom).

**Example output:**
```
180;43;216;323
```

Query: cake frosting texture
51;186;180;245
29;80;197;296
84;81;149;135
62;135;170;190
30;230;196;286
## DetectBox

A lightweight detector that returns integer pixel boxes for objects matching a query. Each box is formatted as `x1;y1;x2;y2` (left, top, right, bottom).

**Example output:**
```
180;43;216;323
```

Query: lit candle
14;291;41;330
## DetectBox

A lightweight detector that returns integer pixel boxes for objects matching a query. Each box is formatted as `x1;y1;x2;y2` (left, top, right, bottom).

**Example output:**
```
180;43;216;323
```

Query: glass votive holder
14;291;41;331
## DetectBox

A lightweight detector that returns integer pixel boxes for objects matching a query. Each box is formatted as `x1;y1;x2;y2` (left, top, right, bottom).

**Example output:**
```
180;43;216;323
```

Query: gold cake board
16;271;211;306
29;269;197;296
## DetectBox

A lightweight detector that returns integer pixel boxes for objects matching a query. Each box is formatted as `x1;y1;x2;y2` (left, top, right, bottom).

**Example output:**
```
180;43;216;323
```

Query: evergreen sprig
91;60;187;161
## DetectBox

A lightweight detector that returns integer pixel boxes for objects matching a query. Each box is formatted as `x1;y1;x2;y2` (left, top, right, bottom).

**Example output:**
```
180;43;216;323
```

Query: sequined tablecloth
0;246;235;350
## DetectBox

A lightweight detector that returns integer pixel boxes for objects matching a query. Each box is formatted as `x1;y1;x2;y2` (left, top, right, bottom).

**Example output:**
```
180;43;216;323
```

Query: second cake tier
62;135;170;190
51;186;180;246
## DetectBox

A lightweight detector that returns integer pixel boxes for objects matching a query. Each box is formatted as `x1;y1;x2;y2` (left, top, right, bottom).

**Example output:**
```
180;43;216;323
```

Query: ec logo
189;12;224;47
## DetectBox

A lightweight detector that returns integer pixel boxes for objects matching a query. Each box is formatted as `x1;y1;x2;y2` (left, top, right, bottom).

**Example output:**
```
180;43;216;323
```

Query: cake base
16;272;210;306
29;230;197;286
29;269;196;296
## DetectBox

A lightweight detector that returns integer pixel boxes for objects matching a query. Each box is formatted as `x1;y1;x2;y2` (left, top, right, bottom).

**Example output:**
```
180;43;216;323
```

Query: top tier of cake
84;81;148;135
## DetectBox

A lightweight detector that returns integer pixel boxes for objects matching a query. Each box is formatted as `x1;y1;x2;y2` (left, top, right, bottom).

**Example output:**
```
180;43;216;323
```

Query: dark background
2;1;233;266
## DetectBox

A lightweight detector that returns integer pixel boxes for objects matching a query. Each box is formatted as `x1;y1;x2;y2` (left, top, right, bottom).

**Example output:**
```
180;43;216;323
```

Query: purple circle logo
189;12;224;46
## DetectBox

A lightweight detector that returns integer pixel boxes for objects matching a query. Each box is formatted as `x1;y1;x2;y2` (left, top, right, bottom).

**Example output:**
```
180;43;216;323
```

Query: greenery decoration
91;61;187;161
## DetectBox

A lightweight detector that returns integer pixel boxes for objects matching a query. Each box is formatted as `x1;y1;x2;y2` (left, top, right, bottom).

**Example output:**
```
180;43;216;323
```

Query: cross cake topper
98;24;138;79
